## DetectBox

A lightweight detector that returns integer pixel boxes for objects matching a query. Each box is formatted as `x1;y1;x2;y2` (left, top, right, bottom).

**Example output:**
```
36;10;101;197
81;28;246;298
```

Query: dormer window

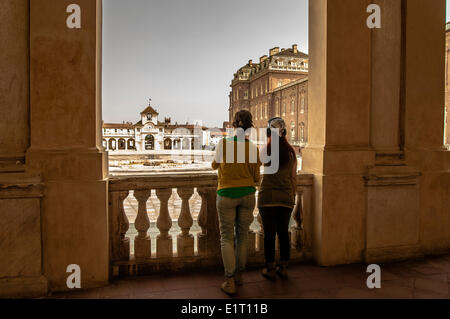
147;113;152;121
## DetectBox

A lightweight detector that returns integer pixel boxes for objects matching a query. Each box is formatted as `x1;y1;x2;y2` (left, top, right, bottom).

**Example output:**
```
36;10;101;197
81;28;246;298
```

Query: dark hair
232;110;253;131
266;135;296;169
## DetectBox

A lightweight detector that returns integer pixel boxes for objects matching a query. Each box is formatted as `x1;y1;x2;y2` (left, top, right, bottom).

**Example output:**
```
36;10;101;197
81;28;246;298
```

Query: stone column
305;0;450;265
402;0;450;254
0;0;29;172
303;0;375;265
26;0;109;290
370;0;402;159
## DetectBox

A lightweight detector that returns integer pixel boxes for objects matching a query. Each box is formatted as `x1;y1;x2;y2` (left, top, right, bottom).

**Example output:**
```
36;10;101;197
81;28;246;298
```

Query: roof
275;48;309;59
140;105;159;115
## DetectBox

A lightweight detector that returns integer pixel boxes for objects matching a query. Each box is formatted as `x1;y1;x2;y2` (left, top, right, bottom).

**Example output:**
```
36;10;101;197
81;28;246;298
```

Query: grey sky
102;0;308;127
103;0;450;127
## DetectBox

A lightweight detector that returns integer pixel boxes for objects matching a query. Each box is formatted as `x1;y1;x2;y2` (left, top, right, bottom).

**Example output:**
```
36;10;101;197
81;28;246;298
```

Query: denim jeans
217;194;256;278
259;206;293;264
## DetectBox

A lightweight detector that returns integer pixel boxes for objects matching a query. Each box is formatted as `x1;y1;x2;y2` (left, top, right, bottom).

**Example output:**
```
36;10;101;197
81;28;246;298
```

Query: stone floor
47;254;450;299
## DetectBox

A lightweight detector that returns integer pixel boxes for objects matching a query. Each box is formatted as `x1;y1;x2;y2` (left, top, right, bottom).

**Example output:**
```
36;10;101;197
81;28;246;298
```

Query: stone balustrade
108;172;313;277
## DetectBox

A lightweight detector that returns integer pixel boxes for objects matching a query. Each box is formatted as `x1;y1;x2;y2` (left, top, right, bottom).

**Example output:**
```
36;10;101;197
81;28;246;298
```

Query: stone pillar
305;0;449;265
0;0;29;172
402;0;450;254
303;0;375;265
26;0;109;290
370;0;402;158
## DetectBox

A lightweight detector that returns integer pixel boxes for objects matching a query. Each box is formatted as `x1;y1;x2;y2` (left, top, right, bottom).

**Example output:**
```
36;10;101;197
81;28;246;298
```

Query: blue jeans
217;194;256;278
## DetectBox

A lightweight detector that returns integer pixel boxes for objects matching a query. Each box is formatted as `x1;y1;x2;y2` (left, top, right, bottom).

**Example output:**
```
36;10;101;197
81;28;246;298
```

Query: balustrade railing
108;172;313;277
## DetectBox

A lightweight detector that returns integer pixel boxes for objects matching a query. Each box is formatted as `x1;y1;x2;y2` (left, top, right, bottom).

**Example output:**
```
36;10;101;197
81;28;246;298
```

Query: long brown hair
265;135;296;169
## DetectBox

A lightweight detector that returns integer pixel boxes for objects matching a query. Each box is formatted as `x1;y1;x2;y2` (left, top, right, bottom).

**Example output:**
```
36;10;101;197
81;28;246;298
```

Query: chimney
248;59;253;66
259;55;268;63
269;47;280;56
292;44;298;54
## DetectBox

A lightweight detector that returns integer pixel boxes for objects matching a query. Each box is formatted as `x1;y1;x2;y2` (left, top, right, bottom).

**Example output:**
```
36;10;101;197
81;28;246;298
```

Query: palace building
229;44;309;146
102;102;210;152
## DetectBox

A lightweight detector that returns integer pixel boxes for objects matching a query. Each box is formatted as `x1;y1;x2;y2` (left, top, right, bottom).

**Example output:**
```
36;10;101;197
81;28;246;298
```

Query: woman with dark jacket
258;117;297;280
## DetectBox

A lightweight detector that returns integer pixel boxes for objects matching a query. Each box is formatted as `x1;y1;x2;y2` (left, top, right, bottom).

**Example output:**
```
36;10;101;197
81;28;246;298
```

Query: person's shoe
221;277;236;295
234;272;243;286
261;263;277;281
276;261;289;279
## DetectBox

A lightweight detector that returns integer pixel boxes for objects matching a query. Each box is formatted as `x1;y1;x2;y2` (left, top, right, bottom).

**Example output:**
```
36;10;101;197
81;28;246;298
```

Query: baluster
177;187;194;257
197;187;208;256
291;187;303;251
156;188;173;258
257;213;264;252
134;189;152;259
205;187;221;256
118;191;130;260
110;191;130;261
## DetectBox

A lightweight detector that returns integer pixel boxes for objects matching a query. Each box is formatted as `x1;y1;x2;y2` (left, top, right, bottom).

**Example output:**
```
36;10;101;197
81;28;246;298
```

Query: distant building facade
102;103;215;152
229;44;309;146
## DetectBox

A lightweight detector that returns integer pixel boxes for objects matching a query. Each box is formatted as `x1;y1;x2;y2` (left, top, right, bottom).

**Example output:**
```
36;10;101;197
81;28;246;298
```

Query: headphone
266;117;287;138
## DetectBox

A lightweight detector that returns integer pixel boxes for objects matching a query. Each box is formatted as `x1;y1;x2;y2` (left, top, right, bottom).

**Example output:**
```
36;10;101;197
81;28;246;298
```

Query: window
244;90;248;99
260;104;263;119
265;103;268;118
147;113;152;121
278;80;283;87
291;98;295;114
301;95;305;114
291;122;296;141
282;102;286;116
300;123;305;142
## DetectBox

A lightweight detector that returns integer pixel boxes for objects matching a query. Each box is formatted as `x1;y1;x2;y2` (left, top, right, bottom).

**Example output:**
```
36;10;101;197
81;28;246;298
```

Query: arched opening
290;122;296;142
145;135;155;150
102;139;107;149
182;138;190;150
118;138;126;150
127;139;135;150
173;139;181;150
164;138;172;150
108;139;117;151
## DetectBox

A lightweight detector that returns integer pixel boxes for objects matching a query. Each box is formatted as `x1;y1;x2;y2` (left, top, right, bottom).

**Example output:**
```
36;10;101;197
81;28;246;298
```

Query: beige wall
0;0;29;169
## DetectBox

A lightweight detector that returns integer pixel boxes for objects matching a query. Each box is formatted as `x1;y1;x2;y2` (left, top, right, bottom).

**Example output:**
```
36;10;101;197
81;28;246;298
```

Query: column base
197;234;207;257
364;245;423;264
177;234;194;257
0;276;48;298
134;236;151;259
156;236;173;258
